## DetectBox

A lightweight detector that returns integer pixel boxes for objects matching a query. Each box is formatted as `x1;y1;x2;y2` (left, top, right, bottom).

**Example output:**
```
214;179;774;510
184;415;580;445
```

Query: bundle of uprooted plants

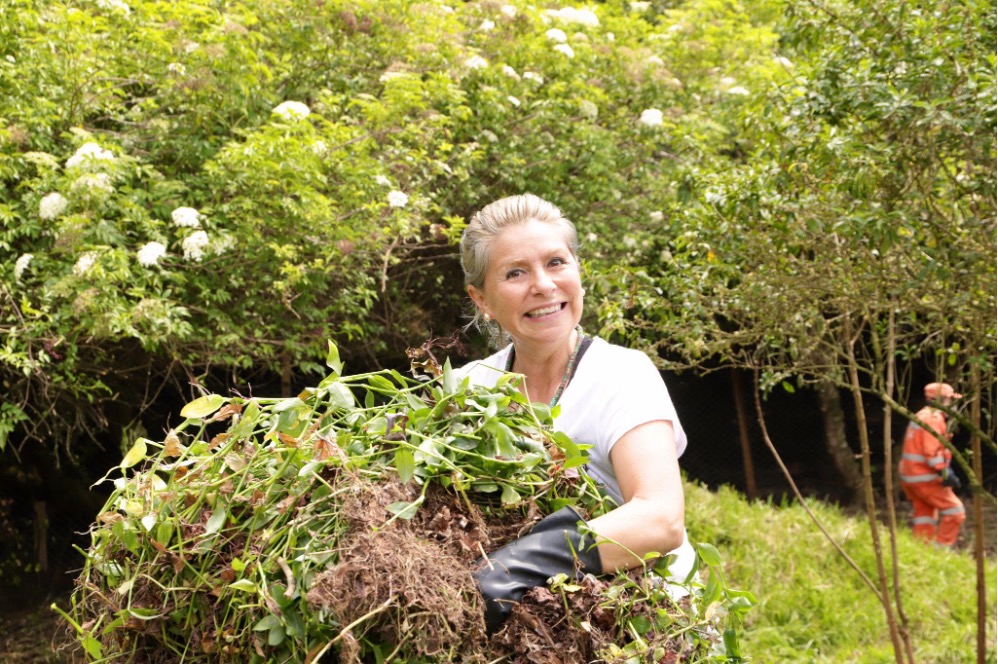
62;343;752;663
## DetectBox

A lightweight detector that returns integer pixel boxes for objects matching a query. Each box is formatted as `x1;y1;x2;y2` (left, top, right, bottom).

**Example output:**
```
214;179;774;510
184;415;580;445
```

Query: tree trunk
816;378;864;505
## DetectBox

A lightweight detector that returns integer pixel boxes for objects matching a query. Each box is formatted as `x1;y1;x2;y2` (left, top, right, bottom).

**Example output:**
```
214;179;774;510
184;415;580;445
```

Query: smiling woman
457;194;695;634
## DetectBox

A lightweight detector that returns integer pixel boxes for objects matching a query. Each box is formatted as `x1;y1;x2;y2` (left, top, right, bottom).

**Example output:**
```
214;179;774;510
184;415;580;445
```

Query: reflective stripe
913;516;938;525
940;506;966;516
900;473;939;483
902;453;928;462
926;455;945;466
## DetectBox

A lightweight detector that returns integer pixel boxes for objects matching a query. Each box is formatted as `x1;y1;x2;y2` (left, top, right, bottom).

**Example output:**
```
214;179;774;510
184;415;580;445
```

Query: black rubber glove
940;467;962;489
473;506;603;634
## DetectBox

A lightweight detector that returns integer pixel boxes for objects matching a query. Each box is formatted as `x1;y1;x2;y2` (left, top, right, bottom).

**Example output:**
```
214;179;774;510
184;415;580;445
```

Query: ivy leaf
121;438;148;469
180;394;226;419
325;340;343;376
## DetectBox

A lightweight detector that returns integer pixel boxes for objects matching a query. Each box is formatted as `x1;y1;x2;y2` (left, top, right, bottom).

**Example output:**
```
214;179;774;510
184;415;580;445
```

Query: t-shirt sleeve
597;349;687;457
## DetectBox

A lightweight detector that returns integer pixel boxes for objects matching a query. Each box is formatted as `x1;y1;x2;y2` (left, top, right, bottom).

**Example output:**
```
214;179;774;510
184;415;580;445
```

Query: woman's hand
587;420;686;573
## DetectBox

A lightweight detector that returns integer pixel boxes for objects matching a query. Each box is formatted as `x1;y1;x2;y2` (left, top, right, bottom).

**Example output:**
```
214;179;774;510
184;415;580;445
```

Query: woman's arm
586;420;686;573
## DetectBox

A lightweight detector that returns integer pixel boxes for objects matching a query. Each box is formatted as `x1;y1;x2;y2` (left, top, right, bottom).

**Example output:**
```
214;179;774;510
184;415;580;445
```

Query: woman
459;193;695;633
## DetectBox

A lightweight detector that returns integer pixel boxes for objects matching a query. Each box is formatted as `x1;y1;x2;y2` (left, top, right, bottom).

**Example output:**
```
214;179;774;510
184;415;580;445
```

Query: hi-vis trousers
900;481;966;547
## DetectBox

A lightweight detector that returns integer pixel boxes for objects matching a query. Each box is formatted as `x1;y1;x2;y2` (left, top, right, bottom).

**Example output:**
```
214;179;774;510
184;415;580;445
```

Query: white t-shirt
459;336;697;586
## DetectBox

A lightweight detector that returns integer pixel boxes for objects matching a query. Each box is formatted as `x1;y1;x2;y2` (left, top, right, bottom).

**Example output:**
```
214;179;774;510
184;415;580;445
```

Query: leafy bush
63;344;752;662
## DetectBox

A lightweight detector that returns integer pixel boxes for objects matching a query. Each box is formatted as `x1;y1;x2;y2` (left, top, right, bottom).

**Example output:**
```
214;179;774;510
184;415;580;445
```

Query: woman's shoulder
456;345;512;386
586;337;657;368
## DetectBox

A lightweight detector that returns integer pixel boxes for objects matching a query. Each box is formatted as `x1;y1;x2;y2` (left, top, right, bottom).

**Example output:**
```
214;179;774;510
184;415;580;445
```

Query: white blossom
546;28;567;43
622;236;637;248
387;190;409;208
507;96;521;107
639;108;663;127
137;241;167;267
579;100;598;119
553;43;575;58
211;233;236;255
39;192;69;219
500;5;517;17
167;62;186;75
96;0;130;14
71;173;114;194
647;55;665;66
65;142;115;169
272;101;311;120
311;140;327;155
522;71;544;84
630;1;650;11
73;252;97;276
183;41;200;54
774;56;794;69
727;86;750;96
545;7;599;27
14;254;33;281
501;64;520;79
171;206;201;228
479;19;495;31
705;190;726;205
586;232;598;243
182;230;210;261
465;55;489;70
375;175;392;187
719;76;737;86
649;210;664;222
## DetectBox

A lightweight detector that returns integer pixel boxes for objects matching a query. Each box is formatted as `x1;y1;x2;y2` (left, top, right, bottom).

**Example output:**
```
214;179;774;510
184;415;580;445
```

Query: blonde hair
460;194;579;339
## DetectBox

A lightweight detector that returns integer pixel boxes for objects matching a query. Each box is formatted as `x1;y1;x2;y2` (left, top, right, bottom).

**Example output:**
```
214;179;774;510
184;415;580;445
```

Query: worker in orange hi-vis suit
898;382;966;548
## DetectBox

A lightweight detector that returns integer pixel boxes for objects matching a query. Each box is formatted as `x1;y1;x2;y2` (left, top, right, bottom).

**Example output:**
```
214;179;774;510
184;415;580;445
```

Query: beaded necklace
505;328;588;407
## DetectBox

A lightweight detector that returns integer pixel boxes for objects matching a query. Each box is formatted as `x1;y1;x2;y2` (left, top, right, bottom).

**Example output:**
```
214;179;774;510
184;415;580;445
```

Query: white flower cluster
166;62;186;76
554;43;575;58
137;241;167;267
727;86;750;96
375;174;392;187
465;55;489;70
507;95;521;107
71;173;114;195
171;206;201;228
500;5;517;17
182;230;210;261
545;7;600;27
65;142;115;169
639;108;663;127
379;70;410;83
387;190;408;208
579;100;598;119
39;192;69;219
501;65;520;80
630;1;650;11
480;19;495;31
96;0;130;14
14;254;32;281
272;101;311;120
73;252;97;276
522;71;544;84
546;28;567;43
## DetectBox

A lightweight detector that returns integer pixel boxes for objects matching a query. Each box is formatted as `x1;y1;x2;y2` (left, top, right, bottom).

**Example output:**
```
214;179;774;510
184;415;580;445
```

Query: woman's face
468;219;583;350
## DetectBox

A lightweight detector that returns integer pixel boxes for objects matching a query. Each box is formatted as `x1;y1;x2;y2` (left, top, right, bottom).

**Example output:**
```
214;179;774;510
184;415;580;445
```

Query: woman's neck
509;329;579;404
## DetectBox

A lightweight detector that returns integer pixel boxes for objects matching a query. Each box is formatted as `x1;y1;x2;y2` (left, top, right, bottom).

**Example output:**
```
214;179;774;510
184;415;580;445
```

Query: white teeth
527;304;561;317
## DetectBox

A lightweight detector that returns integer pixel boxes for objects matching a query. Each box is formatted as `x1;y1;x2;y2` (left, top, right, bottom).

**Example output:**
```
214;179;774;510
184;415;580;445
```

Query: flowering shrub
0;0;789;454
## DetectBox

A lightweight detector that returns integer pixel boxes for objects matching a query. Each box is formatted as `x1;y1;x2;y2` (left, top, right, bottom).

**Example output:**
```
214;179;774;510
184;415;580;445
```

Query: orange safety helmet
924;382;963;401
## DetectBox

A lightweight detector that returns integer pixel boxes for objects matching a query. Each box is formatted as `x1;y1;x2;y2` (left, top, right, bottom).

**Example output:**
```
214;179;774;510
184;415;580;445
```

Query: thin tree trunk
732;370;757;500
844;314;907;664
816;377;864;505
877;309;915;662
970;366;986;664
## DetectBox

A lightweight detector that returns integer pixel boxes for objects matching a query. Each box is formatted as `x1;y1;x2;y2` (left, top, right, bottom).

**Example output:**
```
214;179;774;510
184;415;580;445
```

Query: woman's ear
467;284;488;316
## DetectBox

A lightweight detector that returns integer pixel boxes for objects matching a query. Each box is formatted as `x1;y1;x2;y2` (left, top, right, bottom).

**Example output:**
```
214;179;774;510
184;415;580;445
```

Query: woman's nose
530;270;556;293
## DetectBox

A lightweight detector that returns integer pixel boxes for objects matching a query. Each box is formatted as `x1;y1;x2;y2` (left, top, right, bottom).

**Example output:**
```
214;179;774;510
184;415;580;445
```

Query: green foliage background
0;0;994;659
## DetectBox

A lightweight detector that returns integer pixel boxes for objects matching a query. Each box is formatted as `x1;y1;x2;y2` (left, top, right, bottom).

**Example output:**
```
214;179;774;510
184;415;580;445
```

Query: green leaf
229;579;257;592
205;507;227;535
155;521;173;547
121;438;149;469
180;394;226;419
697;542;722;567
386;500;420;520
82;636;103;659
253;614;281;631
325;382;355;409
395;447;416;483
500;484;521;505
268;624;287;646
326;340;343;375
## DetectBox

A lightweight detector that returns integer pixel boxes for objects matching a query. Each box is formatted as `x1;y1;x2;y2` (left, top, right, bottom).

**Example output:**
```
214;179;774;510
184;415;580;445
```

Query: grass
685;481;996;664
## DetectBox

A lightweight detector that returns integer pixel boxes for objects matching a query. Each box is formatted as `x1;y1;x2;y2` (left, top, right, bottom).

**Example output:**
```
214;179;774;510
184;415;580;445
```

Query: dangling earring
581;288;587;296
483;312;492;322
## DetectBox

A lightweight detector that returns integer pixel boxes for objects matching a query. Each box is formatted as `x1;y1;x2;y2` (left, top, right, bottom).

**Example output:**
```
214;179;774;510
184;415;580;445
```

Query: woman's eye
549;257;566;267
505;269;524;279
